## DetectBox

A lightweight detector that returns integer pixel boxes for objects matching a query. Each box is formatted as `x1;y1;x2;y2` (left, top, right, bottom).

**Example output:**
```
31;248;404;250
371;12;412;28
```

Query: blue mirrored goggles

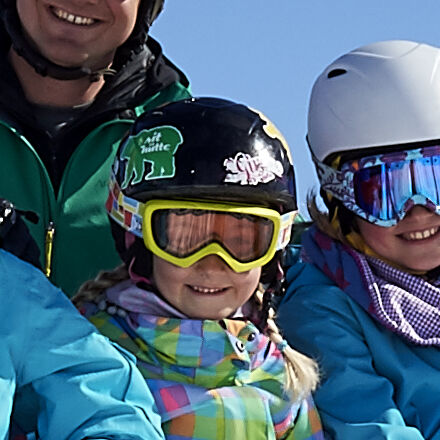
315;145;440;227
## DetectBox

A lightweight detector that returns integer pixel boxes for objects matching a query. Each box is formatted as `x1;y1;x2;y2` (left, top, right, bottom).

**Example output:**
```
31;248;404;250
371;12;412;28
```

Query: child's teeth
405;227;438;240
192;285;223;294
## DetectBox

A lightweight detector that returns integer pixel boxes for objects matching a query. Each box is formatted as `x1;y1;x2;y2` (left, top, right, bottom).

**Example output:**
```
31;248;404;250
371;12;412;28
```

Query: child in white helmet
277;40;440;439
74;97;323;440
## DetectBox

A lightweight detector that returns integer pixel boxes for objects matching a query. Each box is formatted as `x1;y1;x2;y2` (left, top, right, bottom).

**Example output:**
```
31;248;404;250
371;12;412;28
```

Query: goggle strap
314;159;354;202
276;212;296;251
106;175;145;238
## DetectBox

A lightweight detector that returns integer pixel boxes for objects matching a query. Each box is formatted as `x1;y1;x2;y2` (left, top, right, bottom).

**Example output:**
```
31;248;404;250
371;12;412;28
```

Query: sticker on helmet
223;152;283;185
254;109;293;163
120;125;183;189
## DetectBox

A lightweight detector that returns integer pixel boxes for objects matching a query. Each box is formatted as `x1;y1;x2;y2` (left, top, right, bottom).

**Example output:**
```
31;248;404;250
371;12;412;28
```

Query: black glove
0;199;41;269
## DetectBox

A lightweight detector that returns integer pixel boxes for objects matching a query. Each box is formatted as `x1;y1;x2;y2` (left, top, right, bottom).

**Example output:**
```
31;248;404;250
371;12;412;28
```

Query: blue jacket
277;260;440;440
0;249;164;440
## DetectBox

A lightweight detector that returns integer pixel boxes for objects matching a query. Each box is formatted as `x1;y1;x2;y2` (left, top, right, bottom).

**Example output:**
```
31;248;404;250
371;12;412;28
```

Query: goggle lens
415;155;440;201
353;155;440;221
152;209;275;263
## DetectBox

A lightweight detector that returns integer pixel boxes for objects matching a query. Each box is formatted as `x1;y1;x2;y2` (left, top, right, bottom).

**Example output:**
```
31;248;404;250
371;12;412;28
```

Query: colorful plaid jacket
85;284;323;440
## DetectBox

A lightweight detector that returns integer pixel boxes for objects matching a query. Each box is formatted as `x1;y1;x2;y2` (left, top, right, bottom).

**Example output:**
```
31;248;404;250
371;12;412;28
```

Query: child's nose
194;254;230;272
405;205;437;219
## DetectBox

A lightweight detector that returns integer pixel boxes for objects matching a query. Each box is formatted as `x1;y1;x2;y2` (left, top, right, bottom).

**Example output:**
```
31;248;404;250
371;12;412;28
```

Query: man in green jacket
0;0;191;296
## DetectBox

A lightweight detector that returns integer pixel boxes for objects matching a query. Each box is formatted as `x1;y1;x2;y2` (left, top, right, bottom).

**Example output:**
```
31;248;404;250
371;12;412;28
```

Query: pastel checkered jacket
84;282;323;440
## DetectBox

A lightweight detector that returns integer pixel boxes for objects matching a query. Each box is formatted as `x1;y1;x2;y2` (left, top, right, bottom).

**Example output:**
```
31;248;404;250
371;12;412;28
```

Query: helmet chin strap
2;3;112;81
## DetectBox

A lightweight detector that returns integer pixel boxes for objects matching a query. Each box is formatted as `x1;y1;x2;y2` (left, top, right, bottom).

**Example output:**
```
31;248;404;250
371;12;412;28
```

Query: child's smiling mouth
189;285;228;294
400;226;440;241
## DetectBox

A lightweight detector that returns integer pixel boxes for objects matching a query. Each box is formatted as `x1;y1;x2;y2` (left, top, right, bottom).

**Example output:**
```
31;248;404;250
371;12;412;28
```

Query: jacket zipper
45;221;55;277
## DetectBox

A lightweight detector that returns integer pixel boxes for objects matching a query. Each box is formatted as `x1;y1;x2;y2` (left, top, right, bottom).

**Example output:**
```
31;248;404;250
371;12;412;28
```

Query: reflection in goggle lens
353;156;440;221
152;209;274;263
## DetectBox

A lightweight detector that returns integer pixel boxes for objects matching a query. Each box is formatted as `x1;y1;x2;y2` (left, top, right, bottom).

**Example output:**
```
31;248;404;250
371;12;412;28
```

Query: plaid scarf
85;281;323;440
302;225;440;346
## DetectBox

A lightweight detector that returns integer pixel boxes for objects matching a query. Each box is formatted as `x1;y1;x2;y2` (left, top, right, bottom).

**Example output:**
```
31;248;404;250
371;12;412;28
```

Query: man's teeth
403;226;439;241
191;285;224;294
53;7;95;25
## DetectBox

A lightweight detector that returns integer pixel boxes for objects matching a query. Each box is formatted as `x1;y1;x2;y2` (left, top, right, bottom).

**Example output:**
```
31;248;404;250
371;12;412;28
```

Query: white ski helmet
308;40;440;163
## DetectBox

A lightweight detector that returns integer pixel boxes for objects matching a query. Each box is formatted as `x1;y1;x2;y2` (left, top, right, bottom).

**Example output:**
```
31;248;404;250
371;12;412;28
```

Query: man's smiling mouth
51;6;96;26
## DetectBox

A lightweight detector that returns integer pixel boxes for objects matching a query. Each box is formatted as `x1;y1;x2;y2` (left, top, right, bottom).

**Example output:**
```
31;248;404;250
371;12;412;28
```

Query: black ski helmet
112;97;297;213
0;0;164;80
108;97;296;283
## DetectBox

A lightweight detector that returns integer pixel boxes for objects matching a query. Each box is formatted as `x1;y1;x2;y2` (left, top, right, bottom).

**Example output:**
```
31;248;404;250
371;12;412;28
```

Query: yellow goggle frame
106;180;296;272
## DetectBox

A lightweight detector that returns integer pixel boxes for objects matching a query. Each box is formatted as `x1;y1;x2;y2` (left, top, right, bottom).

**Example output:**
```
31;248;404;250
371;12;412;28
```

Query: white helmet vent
327;69;347;79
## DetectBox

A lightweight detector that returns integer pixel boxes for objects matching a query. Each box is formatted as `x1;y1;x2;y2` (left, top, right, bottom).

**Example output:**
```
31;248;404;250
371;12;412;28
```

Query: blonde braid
255;288;319;400
72;264;129;308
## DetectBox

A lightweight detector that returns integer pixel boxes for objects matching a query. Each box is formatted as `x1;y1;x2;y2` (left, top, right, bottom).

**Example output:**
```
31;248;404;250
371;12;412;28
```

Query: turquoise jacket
277;259;440;439
1;249;164;439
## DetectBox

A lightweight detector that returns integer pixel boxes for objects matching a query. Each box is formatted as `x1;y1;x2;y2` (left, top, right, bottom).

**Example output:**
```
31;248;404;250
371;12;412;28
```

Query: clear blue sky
152;1;439;214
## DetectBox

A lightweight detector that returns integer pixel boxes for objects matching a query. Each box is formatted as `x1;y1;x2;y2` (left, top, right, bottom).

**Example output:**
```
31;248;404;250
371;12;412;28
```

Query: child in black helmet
74;97;323;440
277;40;440;439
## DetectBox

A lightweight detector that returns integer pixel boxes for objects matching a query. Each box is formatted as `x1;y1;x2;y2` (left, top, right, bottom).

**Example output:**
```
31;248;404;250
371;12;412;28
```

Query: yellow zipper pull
45;221;55;278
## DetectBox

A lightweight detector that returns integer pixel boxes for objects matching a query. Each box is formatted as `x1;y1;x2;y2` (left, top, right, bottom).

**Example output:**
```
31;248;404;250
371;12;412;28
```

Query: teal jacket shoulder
0;250;165;439
277;261;440;439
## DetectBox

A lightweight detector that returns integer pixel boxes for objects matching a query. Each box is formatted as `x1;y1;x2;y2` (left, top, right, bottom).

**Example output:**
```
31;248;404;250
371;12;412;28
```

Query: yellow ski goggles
107;184;296;272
